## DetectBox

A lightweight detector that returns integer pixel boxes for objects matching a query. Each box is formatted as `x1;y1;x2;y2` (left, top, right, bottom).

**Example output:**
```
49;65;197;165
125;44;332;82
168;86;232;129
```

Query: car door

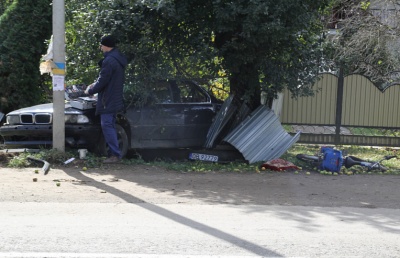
127;80;217;149
175;80;217;146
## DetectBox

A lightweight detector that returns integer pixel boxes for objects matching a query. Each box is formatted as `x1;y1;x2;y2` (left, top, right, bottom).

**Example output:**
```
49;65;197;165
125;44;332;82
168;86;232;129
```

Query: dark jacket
89;48;128;115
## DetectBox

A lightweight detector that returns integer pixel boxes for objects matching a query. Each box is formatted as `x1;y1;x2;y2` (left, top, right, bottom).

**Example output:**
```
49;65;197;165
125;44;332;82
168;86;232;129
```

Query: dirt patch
1;160;400;209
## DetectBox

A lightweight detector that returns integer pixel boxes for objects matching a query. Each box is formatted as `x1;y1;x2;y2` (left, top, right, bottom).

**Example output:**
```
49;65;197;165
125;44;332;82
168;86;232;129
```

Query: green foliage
285;126;400;137
65;0;222;107
65;0;331;110
4;144;400;175
347;127;400;137
210;0;331;108
360;1;370;11
7;148;104;168
0;0;13;14
8;149;71;168
283;144;400;174
143;160;261;173
65;1;104;85
0;0;52;114
8;153;30;168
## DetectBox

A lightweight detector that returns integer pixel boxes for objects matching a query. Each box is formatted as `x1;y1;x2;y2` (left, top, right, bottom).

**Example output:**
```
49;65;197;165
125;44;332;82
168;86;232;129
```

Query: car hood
7;102;79;115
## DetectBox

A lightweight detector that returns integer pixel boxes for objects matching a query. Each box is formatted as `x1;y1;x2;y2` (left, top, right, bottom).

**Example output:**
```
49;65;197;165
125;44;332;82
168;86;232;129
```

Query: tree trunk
229;62;261;111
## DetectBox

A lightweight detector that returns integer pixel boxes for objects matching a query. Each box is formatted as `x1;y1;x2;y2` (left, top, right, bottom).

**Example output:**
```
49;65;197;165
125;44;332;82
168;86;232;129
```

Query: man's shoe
103;156;120;164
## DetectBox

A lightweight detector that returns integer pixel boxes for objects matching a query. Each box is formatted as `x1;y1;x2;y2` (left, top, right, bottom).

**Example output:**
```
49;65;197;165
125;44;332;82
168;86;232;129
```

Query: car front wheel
95;124;129;158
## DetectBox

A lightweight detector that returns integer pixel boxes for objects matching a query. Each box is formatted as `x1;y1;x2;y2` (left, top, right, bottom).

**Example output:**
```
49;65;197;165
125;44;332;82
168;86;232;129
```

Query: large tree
0;0;52;113
66;0;331;110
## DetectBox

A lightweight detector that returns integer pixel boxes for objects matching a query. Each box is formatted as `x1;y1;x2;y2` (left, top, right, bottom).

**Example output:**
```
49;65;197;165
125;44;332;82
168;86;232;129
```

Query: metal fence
279;72;400;147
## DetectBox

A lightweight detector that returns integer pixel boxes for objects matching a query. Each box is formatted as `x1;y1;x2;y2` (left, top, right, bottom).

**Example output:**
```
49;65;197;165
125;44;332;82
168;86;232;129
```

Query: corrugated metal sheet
223;106;301;164
204;95;236;148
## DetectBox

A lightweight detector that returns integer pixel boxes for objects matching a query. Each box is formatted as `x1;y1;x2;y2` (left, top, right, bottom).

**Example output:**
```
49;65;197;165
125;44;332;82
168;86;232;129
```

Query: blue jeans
100;113;121;158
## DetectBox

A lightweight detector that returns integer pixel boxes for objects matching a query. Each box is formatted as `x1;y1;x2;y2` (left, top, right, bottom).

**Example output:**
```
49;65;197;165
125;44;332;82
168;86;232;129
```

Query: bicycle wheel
296;154;320;165
368;164;388;172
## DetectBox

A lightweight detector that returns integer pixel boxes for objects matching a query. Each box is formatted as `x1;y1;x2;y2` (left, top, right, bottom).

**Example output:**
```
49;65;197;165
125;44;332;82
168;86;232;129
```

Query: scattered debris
0;148;40;153
27;156;50;175
64;157;75;164
101;178;119;182
261;158;299;171
78;149;88;159
223;106;300;164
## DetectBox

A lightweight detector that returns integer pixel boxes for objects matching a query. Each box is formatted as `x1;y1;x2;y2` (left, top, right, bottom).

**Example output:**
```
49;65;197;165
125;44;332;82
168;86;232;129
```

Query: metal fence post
335;67;344;145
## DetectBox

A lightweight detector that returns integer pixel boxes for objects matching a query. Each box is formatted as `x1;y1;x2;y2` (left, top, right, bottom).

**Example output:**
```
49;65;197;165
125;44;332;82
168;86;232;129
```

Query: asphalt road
0;166;399;257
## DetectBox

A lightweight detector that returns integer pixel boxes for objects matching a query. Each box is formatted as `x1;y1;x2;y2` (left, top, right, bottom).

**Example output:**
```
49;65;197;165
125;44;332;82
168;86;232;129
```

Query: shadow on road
63;168;283;257
61;165;400;244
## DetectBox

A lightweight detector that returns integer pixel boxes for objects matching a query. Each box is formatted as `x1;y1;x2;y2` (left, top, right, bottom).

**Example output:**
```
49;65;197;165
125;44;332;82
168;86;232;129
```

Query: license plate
189;153;219;162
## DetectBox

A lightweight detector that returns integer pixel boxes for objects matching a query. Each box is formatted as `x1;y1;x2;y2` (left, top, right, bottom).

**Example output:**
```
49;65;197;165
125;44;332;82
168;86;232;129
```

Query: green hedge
0;0;51;114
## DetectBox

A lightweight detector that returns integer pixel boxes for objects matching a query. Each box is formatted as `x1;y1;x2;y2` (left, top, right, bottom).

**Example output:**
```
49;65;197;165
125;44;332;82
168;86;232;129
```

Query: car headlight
6;115;20;125
65;114;89;124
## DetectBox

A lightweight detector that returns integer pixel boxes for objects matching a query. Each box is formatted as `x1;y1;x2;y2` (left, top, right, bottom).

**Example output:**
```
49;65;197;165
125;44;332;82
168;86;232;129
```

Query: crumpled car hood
7;102;79;115
7;103;55;115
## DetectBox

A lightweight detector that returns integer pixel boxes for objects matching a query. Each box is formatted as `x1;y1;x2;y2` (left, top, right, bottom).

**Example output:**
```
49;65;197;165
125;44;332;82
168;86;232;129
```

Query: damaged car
0;80;301;163
0;80;224;158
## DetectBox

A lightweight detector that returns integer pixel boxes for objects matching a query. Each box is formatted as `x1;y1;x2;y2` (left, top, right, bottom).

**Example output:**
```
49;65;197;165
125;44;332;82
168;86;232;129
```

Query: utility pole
52;0;65;152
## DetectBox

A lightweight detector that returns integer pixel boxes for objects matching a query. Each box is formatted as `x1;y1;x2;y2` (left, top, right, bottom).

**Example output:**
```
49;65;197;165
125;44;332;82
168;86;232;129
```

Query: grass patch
283;125;400;137
2;144;400;175
149;160;261;173
6;148;103;169
347;128;400;137
285;144;400;175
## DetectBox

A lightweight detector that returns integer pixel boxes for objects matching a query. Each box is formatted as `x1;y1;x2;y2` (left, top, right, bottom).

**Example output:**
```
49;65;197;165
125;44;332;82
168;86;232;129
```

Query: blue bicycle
296;147;397;172
344;155;397;172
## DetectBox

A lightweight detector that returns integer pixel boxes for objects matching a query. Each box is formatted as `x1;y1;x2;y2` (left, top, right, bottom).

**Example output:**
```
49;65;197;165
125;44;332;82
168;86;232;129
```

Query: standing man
85;35;128;163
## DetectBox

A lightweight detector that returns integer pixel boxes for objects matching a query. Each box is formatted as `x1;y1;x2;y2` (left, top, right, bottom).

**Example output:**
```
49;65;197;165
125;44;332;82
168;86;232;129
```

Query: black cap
100;35;116;48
